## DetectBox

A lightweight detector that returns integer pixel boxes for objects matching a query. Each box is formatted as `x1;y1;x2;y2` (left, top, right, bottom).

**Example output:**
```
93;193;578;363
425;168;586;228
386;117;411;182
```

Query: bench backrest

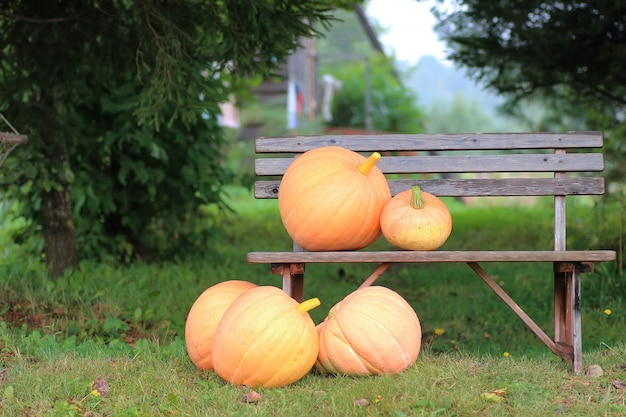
253;131;606;251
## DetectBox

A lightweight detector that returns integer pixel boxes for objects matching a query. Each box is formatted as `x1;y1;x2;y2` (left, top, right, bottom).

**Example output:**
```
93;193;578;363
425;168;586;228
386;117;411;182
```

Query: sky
366;0;449;64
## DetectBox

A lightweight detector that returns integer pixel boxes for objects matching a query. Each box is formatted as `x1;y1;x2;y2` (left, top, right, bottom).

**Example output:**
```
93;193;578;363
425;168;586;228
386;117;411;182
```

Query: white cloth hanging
320;75;342;122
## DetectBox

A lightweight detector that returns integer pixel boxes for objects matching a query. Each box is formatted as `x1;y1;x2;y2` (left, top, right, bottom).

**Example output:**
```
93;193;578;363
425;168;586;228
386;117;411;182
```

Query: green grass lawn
1;186;625;416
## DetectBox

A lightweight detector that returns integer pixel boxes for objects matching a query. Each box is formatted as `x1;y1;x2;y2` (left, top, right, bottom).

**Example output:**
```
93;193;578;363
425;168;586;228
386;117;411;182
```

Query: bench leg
554;262;589;374
468;262;558;351
468;261;587;373
358;263;392;289
271;263;305;302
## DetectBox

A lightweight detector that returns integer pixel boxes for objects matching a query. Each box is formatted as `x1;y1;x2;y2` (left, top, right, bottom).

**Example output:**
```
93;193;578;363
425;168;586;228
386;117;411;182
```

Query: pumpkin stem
297;297;321;313
357;152;382;175
410;186;425;209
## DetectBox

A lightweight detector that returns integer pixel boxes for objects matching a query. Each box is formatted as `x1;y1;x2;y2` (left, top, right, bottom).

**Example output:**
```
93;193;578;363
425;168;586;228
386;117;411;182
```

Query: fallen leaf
4;385;14;401
241;390;262;404
480;392;505;403
91;377;110;397
480;388;507;403
353;398;370;407
611;380;626;390
586;365;603;377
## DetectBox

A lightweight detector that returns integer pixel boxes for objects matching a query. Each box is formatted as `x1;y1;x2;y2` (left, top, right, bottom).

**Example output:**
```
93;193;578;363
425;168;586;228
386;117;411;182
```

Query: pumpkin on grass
278;146;391;251
315;286;422;376
184;280;257;371
212;286;321;388
381;185;452;250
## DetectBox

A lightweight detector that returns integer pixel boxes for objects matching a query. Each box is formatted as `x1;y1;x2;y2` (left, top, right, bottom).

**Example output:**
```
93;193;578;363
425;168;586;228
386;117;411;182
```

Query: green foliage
238;96;327;142
426;93;495;133
0;1;337;263
326;56;424;133
496;95;587;135
73;113;233;261
316;7;374;59
126;1;337;129
585;108;626;190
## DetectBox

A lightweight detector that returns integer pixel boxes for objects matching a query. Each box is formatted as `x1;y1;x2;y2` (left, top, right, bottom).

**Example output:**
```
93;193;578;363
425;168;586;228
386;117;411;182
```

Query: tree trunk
42;185;79;278
37;89;80;279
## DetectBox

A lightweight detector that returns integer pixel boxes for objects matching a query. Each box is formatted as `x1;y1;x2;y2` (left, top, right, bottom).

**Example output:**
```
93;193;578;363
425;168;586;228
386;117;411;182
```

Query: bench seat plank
256;131;603;153
247;250;616;264
254;177;606;198
255;153;605;176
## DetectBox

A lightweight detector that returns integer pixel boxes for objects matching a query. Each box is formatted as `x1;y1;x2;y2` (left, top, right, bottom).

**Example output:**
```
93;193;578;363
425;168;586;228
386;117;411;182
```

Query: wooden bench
246;131;616;373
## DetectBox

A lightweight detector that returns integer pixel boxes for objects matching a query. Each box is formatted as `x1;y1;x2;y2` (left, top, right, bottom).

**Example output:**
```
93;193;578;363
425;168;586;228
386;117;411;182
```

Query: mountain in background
402;55;504;111
398;55;531;133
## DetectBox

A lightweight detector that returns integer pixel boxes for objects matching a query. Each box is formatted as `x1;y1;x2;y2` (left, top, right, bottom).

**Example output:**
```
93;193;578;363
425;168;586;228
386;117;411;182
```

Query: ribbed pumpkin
381;185;452;250
315;286;421;376
212;286;321;388
278;146;391;251
184;280;257;370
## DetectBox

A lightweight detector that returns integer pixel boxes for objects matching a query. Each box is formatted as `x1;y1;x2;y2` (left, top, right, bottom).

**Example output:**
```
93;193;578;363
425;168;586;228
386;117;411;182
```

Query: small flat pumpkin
380;185;452;250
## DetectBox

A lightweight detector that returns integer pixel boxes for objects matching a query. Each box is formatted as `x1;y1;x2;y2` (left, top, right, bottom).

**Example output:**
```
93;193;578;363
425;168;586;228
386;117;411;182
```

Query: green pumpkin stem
411;186;425;209
297;297;321;313
358;152;382;175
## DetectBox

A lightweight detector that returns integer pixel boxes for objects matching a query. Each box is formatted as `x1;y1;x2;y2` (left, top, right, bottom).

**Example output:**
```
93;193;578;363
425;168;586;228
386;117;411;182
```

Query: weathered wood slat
254;177;606;198
0;132;29;144
255;153;605;176
389;177;606;197
255;131;603;153
247;250;617;264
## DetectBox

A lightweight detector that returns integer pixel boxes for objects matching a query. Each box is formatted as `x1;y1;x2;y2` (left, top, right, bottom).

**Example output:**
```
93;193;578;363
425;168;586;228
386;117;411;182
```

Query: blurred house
236;4;387;140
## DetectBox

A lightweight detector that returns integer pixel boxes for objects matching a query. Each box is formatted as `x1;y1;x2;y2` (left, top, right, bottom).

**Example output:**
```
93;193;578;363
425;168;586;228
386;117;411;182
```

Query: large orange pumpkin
315;286;421;376
212;286;320;388
278;146;391;251
184;280;257;370
380;185;452;250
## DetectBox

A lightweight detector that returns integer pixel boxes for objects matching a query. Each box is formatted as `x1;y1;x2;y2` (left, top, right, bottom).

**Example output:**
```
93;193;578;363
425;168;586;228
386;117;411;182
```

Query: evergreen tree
434;1;626;110
0;1;337;277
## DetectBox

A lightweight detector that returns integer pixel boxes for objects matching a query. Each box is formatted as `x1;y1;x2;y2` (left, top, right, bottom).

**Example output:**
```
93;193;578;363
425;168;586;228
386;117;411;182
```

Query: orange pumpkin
315;286;421;376
278;146;391;251
184;280;257;370
212;286;320;388
380;186;452;250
